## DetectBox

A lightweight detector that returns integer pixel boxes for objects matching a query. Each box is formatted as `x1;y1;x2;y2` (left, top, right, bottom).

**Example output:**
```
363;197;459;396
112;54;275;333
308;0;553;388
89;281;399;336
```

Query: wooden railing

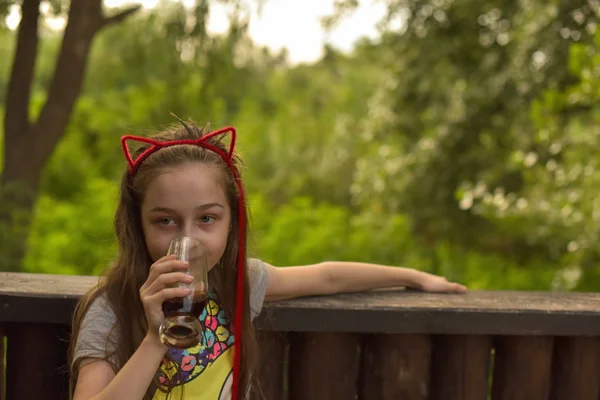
1;272;600;400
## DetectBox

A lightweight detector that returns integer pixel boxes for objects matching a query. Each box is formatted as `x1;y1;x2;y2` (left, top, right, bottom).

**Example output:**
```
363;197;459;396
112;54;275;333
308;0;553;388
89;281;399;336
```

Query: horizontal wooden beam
1;272;600;335
0;272;99;298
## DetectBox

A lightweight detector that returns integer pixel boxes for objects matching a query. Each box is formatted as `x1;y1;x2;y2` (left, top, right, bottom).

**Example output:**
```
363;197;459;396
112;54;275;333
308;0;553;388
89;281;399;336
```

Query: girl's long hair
68;120;260;399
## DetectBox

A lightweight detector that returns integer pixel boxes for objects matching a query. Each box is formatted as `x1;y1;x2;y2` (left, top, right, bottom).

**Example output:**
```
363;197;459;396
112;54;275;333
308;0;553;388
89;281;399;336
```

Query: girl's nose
180;220;202;241
180;220;194;238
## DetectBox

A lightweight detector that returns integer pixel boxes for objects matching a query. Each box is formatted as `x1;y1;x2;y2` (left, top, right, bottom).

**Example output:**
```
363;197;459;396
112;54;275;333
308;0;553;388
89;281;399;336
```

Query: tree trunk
0;0;140;272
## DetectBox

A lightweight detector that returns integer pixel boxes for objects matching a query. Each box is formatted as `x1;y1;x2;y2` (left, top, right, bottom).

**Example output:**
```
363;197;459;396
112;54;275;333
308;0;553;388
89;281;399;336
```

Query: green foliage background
1;0;599;291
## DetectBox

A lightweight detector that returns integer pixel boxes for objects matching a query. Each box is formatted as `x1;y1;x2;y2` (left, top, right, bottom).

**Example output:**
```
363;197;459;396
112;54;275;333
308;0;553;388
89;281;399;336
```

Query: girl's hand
139;254;193;337
418;273;467;293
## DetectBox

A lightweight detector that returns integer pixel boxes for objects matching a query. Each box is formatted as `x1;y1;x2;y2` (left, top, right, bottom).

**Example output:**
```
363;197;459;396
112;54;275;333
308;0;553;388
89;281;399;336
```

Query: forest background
1;0;599;292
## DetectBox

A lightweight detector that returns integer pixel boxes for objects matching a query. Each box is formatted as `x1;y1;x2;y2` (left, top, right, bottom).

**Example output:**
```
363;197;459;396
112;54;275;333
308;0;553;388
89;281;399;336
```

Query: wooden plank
4;272;600;314
0;272;98;298
257;306;600;336
0;294;79;325
258;289;600;335
268;289;600;314
6;323;70;400
359;334;431;400
288;332;360;400
492;336;554;400
257;330;288;400
0;273;99;325
2;272;600;335
550;336;600;400
429;335;492;400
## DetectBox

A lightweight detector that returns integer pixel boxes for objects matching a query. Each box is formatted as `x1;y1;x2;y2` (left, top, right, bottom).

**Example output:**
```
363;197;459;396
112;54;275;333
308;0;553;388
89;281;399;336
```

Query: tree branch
33;0;104;165
4;0;40;141
32;0;138;166
101;5;142;29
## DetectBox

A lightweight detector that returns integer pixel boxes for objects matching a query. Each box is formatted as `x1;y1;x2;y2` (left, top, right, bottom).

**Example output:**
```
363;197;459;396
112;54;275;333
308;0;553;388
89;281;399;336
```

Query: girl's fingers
144;287;191;305
454;283;468;293
143;272;193;296
447;282;467;293
143;258;189;290
140;255;178;291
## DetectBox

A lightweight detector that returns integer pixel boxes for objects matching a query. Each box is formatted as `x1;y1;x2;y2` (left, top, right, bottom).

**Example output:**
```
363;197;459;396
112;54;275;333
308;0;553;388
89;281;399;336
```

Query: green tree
0;0;139;271
468;31;600;290
0;0;261;272
10;0;600;293
329;0;598;262
17;0;282;275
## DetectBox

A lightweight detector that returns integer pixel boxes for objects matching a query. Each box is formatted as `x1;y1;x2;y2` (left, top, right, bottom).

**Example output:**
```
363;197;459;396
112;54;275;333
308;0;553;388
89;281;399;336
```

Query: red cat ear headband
121;126;246;400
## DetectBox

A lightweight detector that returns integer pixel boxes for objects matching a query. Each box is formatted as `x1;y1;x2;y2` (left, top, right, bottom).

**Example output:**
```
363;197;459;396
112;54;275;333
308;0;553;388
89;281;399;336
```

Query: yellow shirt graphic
153;291;235;400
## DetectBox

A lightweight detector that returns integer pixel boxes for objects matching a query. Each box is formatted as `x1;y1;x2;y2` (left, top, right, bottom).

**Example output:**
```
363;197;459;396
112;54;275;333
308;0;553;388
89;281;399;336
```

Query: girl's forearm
323;261;429;293
91;334;167;400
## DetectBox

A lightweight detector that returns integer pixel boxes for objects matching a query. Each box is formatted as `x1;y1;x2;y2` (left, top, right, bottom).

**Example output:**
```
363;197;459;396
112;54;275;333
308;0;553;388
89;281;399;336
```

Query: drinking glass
158;237;209;349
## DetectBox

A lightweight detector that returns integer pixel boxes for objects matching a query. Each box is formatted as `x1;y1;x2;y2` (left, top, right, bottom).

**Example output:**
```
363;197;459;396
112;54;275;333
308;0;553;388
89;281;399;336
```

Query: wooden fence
1;271;600;399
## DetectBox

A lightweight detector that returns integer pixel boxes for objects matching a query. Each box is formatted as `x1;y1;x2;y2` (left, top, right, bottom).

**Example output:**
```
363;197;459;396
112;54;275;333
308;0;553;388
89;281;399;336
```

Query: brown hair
68;120;260;399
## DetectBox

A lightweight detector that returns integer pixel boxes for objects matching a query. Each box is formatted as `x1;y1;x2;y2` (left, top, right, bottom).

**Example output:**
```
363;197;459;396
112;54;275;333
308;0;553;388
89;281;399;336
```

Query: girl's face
140;162;231;270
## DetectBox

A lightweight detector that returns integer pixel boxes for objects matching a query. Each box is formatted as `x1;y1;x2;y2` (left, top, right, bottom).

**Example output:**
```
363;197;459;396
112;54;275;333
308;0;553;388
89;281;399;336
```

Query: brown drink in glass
158;237;209;349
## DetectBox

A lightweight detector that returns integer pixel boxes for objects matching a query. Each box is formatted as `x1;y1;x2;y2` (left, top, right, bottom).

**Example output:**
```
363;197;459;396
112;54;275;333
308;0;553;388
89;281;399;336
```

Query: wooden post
429;334;492;400
6;323;70;400
257;330;288;400
550;336;600;400
359;334;432;400
1;325;5;400
492;336;554;400
288;332;361;400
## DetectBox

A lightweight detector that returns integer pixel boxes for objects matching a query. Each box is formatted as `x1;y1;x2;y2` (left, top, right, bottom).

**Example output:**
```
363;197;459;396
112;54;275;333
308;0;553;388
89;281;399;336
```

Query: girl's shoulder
84;292;118;328
247;258;269;320
72;292;120;370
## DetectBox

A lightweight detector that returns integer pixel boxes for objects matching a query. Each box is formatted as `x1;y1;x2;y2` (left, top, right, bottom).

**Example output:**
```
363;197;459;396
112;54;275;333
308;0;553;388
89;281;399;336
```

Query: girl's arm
265;261;466;302
74;334;167;400
73;255;191;399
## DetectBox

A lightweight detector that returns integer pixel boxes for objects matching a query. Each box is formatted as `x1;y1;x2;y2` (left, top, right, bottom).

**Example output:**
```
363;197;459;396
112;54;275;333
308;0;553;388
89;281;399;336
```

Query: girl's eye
199;215;216;224
159;217;175;226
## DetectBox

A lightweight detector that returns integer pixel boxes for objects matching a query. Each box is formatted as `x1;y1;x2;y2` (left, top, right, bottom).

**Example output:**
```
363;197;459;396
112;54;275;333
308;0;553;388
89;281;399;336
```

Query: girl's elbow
317;262;343;294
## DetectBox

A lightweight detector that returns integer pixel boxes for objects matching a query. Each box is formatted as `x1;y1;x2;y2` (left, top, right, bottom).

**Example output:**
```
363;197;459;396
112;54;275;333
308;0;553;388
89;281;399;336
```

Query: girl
69;119;466;400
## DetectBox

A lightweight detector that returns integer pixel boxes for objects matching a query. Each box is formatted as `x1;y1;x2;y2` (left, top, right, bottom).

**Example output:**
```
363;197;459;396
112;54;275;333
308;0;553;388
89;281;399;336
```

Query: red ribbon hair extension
121;127;246;400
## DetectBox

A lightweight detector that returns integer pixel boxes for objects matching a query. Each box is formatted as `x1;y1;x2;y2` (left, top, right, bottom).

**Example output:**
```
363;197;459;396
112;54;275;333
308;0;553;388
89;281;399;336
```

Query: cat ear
121;126;237;174
201;126;237;161
121;135;161;174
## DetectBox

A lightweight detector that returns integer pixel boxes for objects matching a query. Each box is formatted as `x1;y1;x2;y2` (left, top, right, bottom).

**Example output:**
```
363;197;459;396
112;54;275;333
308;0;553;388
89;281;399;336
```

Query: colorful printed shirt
152;288;236;399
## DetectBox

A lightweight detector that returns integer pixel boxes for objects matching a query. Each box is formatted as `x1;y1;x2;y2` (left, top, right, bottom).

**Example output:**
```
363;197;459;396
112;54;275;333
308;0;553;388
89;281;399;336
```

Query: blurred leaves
1;0;599;291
